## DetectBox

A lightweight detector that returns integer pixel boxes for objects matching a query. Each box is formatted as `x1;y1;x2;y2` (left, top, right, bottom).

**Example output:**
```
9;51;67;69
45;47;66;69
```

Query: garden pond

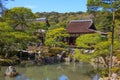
0;62;100;80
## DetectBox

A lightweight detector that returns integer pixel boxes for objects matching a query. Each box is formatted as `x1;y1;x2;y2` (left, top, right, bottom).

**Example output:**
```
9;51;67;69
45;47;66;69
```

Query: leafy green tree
2;7;34;31
0;22;38;58
75;39;120;63
114;8;120;40
0;32;38;58
94;11;112;32
29;22;48;31
87;0;120;69
75;33;120;67
45;28;69;47
74;49;94;62
87;0;120;11
76;33;102;49
87;0;120;32
74;33;103;62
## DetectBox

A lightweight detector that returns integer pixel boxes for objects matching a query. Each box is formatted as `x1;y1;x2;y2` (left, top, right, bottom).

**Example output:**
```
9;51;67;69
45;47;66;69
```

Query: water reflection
5;74;31;80
16;74;30;80
58;75;69;80
15;74;69;80
45;78;50;80
4;74;100;80
5;76;13;80
93;74;100;80
1;62;96;80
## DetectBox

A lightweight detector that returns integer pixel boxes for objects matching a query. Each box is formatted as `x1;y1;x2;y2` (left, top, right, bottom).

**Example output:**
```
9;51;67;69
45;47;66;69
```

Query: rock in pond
4;66;19;77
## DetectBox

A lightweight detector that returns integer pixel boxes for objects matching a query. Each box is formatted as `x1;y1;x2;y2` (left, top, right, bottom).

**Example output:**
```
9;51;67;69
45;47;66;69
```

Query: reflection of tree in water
5;74;30;80
58;63;93;80
5;76;13;80
93;74;100;80
15;74;30;80
2;63;95;80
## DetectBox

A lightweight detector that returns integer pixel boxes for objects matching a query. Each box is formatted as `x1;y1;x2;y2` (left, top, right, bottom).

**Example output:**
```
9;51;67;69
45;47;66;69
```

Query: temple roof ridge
70;19;93;23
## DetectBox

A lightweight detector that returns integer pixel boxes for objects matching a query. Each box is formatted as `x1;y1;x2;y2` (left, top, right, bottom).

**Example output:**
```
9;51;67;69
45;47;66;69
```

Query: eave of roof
66;19;95;33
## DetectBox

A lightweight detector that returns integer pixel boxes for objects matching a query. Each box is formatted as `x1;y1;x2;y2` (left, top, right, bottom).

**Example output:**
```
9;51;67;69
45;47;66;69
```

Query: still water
0;62;97;80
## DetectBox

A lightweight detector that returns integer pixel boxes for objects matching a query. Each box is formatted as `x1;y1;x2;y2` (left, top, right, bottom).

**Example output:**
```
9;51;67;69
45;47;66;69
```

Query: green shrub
49;47;66;56
116;54;120;59
100;68;109;77
110;67;120;73
0;59;14;66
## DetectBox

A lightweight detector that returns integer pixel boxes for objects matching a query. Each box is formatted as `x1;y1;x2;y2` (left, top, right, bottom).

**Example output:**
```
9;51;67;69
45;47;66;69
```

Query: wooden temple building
66;20;97;45
33;18;50;45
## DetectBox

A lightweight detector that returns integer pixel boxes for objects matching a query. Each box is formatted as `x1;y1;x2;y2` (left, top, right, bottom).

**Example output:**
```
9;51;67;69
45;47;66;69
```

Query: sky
5;0;87;13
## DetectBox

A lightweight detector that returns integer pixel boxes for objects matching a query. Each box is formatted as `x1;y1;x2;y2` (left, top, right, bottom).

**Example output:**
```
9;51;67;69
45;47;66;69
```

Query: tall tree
2;7;34;31
0;22;38;58
87;0;120;11
87;0;120;32
87;0;120;77
75;33;120;66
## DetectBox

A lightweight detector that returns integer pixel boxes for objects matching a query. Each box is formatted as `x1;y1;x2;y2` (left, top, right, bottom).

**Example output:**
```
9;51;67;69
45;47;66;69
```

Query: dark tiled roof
66;20;96;33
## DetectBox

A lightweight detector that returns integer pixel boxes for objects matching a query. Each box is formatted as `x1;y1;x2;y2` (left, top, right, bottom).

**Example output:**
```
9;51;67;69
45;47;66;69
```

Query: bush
48;47;66;56
100;68;109;77
110;67;120;73
116;54;120;60
0;59;14;66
